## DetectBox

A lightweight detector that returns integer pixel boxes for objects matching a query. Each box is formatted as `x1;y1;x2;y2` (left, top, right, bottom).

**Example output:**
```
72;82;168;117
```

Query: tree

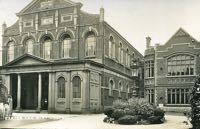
190;75;200;129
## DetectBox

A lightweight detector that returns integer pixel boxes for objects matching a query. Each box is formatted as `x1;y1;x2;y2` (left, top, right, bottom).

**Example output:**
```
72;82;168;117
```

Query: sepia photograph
0;0;200;129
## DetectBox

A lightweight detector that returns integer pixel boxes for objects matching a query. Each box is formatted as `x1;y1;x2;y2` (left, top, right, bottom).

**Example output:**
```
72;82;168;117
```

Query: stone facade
0;0;143;113
144;28;200;110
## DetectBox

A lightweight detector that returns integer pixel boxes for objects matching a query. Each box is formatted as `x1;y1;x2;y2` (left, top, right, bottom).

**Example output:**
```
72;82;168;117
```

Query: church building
0;0;143;113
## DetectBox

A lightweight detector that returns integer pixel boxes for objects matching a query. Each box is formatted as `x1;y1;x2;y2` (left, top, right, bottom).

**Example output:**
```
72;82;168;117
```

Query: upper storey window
25;39;34;55
119;43;123;64
145;60;154;78
7;41;15;62
109;36;115;59
167;55;194;76
41;0;53;9
43;37;52;60
61;34;72;58
85;31;96;57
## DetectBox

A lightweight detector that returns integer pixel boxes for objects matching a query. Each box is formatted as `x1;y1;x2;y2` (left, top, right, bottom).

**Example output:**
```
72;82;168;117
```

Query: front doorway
21;73;38;109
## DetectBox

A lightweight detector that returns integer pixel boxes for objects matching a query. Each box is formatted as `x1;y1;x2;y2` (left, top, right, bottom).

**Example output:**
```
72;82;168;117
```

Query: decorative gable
164;28;198;47
17;0;80;15
5;54;50;67
174;29;188;37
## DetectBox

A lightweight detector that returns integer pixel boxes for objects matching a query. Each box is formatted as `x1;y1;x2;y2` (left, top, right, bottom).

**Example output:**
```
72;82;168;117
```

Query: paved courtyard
0;112;192;129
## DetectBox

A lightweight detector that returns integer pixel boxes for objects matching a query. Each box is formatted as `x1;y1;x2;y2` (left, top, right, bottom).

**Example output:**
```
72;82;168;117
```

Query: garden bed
103;98;165;125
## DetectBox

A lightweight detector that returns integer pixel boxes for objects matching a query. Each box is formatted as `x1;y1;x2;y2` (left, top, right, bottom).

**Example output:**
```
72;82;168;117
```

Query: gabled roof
164;28;198;45
4;54;51;67
17;0;81;16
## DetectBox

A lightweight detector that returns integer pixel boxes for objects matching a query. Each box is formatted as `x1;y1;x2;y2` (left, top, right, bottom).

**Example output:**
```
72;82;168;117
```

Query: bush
104;107;114;117
154;108;165;117
147;116;165;124
118;115;138;125
111;109;125;120
113;100;128;110
128;98;154;118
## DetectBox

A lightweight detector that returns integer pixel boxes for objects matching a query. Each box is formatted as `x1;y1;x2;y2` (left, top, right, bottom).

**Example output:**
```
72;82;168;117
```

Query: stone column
5;75;11;95
16;74;21;111
37;73;42;112
48;73;52;112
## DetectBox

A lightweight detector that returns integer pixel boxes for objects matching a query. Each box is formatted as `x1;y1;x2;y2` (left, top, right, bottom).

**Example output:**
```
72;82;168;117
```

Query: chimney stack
100;7;104;22
146;36;151;49
2;22;7;36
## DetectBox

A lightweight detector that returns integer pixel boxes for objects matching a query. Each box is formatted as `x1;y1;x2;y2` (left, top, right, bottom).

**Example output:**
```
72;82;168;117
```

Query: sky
0;0;200;55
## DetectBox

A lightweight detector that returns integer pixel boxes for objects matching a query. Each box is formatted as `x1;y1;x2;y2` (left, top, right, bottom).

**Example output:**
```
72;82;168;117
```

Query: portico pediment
5;54;50;67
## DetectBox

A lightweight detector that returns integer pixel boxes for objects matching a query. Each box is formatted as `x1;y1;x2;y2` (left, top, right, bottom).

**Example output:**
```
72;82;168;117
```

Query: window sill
166;75;196;78
145;77;155;79
85;56;96;59
165;104;190;106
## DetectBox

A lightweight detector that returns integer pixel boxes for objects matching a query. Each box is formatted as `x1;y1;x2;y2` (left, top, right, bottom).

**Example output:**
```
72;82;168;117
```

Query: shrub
147;116;165;124
128;98;154;118
104;107;114;117
118;115;138;125
111;109;125;120
154;108;165;117
113;100;128;110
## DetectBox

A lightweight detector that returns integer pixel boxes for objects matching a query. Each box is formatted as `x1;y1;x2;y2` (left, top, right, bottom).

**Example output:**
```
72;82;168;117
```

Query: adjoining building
0;0;143;113
144;28;200;111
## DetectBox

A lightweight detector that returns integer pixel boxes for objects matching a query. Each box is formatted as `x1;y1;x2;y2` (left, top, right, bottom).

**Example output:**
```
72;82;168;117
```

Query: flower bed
103;98;165;125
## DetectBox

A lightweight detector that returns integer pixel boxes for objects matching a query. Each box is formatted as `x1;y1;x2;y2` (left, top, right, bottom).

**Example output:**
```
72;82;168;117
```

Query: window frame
43;38;52;60
167;54;195;77
57;77;65;99
72;76;81;98
7;41;15;62
25;38;34;55
85;32;96;57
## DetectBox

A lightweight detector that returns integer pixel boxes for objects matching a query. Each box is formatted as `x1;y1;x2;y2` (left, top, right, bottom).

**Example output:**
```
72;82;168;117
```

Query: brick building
0;0;143;113
144;28;200;110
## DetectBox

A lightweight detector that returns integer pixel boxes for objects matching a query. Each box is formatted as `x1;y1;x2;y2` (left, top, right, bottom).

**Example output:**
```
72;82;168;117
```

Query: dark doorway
11;74;18;109
41;73;49;110
21;73;38;109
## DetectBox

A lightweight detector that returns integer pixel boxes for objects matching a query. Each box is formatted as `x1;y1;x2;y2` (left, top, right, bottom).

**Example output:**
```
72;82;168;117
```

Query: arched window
25;39;34;55
126;84;129;93
85;31;96;57
72;76;81;98
167;54;195;76
7;41;15;62
109;36;115;58
61;34;72;58
126;48;130;66
119;82;122;91
109;80;114;90
43;37;52;59
57;77;65;98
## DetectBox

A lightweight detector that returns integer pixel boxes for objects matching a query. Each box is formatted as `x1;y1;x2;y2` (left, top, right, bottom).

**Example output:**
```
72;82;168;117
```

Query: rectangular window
23;20;33;28
146;89;154;104
41;16;53;25
167;88;190;104
167;55;195;76
145;60;154;78
61;14;73;22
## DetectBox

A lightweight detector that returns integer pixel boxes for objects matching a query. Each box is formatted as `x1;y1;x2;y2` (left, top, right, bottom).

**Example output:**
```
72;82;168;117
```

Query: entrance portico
12;72;49;112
